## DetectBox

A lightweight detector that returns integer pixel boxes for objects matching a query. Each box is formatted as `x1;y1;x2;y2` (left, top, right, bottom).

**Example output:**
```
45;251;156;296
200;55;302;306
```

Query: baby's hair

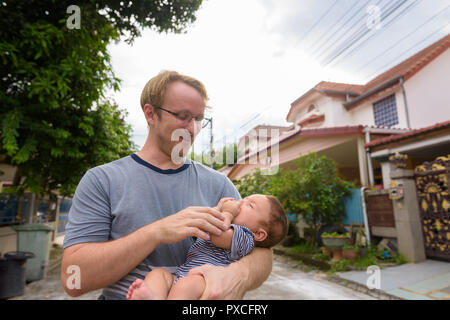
255;195;288;248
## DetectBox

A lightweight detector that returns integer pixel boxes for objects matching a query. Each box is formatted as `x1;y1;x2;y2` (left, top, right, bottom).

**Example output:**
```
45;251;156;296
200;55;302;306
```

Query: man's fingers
189;206;225;220
188;264;211;277
186;209;228;231
188;265;221;300
188;218;223;236
187;227;210;241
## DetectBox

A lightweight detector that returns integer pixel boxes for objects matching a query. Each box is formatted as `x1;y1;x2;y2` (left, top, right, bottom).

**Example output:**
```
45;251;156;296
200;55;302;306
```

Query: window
373;94;399;127
307;104;316;113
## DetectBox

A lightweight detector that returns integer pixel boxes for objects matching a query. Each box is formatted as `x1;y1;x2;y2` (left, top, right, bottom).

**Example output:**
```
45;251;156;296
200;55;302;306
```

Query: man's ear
143;104;158;126
253;228;268;242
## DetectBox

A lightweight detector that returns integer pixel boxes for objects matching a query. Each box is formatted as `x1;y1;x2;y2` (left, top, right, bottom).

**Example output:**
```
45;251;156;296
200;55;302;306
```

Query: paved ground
244;255;376;300
339;259;450;300
11;253;376;300
7;236;448;300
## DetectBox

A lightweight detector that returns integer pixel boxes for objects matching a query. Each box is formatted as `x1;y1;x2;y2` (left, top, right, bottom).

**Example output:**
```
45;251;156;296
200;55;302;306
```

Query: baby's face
231;194;271;233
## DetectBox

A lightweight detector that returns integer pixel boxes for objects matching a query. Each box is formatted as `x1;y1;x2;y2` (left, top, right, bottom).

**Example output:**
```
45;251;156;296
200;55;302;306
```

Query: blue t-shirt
63;154;241;299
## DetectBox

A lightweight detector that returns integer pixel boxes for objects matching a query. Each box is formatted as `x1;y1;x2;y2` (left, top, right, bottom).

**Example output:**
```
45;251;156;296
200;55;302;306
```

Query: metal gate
414;155;450;261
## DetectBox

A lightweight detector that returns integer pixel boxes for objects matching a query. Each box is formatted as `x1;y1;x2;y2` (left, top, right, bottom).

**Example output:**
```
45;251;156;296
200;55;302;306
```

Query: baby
126;194;288;300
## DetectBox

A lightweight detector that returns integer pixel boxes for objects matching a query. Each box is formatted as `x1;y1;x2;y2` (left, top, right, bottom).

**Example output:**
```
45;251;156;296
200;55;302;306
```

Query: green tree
189;143;238;171
213;143;238;170
270;152;355;245
0;0;203;196
233;168;273;198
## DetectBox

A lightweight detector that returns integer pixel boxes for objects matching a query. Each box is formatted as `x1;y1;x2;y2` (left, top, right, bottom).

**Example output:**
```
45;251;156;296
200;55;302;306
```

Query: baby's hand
222;200;241;217
215;197;234;212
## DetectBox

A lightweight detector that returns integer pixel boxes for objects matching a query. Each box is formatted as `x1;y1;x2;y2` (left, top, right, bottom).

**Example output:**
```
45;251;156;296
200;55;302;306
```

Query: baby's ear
253;228;268;242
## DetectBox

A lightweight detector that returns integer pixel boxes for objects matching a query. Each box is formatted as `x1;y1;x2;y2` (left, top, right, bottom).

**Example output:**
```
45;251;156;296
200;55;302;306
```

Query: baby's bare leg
127;268;175;300
167;274;206;300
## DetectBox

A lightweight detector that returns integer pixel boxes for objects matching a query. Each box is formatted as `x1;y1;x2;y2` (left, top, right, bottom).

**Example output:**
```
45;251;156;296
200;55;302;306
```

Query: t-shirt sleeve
63;169;112;249
219;175;242;200
229;224;255;261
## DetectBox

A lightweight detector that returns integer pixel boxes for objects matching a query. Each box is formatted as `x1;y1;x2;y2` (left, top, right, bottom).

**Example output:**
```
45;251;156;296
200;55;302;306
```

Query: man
61;70;273;299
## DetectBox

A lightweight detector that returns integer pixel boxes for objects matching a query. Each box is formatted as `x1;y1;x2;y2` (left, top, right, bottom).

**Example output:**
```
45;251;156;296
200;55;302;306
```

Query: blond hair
140;70;209;113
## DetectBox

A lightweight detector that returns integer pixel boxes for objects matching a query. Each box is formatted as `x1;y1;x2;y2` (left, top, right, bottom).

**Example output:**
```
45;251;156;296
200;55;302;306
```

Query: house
365;120;450;189
228;33;450;190
363;121;450;262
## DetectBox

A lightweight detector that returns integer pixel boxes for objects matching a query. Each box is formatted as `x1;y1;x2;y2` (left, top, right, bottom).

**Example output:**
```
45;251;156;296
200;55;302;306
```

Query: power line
294;0;340;49
308;0;371;55
363;22;450;82
326;0;421;69
348;2;450;76
320;0;410;66
214;104;278;149
312;0;381;62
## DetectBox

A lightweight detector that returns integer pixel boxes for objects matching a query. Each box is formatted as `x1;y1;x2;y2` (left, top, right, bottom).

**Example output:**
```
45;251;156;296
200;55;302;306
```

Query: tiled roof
287;81;364;121
228;124;410;179
363;33;450;93
298;114;325;126
315;81;365;95
287;34;450;119
365;120;450;149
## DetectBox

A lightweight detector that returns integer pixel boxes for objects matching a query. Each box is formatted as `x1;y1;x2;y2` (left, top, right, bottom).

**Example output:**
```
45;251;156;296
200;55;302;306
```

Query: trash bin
0;251;35;299
12;224;54;282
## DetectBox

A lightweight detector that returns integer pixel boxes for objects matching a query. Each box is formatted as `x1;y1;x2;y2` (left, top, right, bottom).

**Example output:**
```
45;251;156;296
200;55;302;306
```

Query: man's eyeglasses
153;105;211;128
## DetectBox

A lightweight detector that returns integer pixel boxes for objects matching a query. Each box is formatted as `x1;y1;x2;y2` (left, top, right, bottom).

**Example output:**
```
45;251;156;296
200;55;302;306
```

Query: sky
107;0;450;155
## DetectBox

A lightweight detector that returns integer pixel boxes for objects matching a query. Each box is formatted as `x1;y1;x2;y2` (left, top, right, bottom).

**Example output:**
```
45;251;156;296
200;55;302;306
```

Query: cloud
107;0;449;151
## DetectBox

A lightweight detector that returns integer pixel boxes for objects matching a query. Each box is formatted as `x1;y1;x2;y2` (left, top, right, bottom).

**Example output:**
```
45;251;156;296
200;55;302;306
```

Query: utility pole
209;117;214;169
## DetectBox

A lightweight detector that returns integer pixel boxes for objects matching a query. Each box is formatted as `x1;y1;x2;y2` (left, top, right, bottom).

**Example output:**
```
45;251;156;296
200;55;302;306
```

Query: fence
0;194;28;226
0;193;72;232
342;188;365;225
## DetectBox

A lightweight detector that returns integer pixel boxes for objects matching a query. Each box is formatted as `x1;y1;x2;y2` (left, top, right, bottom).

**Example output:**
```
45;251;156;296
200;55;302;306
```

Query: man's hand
188;248;273;300
188;263;247;300
152;206;228;244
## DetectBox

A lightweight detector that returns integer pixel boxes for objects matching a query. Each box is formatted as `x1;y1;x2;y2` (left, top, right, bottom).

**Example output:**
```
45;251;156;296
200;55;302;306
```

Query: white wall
289;49;450;130
404;49;450;128
345;90;409;128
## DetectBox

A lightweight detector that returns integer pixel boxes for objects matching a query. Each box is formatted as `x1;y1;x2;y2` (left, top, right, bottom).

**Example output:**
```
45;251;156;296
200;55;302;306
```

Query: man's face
148;81;206;159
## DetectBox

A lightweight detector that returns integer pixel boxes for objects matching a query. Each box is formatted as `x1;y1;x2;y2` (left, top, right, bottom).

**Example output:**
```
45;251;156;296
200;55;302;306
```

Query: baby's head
223;194;288;248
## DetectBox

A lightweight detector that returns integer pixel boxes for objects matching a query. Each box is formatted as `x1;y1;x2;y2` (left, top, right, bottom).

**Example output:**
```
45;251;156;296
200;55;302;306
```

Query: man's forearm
61;223;159;297
231;247;273;293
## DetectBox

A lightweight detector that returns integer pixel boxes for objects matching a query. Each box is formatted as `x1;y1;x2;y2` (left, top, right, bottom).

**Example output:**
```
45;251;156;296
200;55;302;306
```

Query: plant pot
321;247;332;257
342;250;359;261
331;249;343;261
321;237;350;251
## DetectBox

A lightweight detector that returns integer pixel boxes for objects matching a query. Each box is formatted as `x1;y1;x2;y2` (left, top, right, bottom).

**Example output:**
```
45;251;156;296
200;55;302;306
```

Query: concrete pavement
11;252;376;300
339;259;450;300
244;255;376;300
9;235;450;300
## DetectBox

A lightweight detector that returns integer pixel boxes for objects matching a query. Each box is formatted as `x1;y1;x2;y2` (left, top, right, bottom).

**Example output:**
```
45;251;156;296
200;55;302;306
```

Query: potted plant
342;244;360;261
321;246;332;257
321;232;350;261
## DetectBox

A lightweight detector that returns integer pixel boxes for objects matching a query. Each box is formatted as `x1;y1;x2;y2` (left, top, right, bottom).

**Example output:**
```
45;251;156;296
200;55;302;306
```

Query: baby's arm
209;228;234;250
209;200;241;250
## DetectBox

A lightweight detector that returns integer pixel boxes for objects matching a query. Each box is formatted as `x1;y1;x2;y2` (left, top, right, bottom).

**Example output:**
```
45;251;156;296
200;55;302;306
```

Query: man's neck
137;137;186;170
